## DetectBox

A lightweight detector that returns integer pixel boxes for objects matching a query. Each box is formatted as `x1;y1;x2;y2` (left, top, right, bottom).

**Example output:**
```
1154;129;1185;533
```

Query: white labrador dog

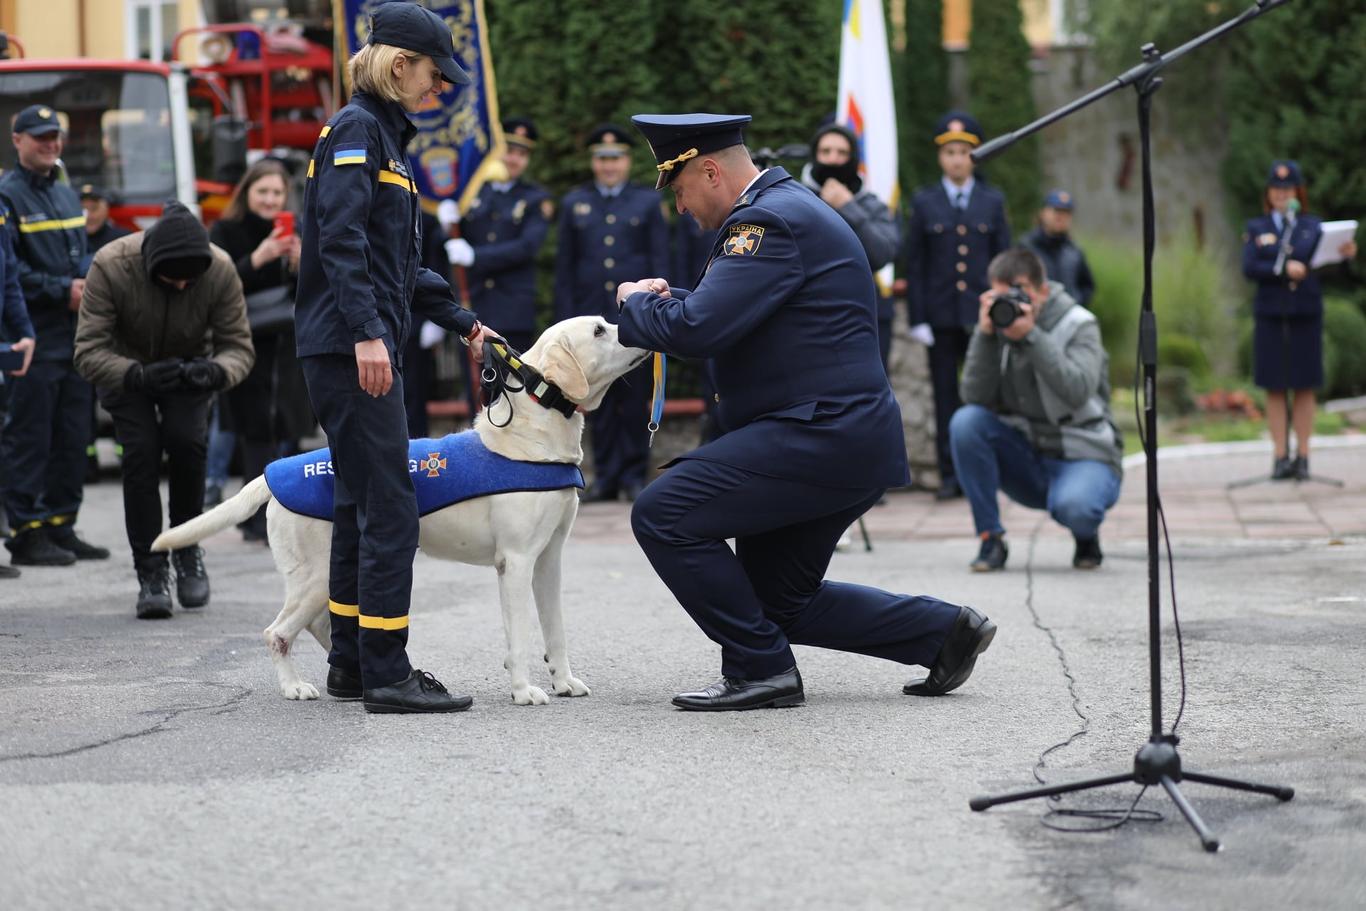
153;317;648;705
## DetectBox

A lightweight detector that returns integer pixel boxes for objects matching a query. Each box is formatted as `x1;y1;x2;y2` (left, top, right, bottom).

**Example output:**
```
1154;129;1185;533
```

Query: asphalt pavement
2;436;1364;910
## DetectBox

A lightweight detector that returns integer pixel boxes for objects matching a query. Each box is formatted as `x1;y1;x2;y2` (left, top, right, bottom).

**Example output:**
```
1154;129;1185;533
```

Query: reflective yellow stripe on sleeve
18;215;86;233
328;600;359;618
306;125;332;179
358;613;409;631
377;170;416;192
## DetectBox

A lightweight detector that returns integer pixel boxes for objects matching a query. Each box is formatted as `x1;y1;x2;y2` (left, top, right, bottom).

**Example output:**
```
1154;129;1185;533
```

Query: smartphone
274;210;295;237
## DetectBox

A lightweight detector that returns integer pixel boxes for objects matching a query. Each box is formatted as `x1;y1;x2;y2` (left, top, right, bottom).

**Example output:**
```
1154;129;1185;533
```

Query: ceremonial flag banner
335;0;504;211
836;0;899;290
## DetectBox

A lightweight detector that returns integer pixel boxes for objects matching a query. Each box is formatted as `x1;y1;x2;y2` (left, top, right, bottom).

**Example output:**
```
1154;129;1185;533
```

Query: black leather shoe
363;669;473;714
48;526;111;560
1292;456;1309;481
1271;456;1295;481
903;606;996;696
135;561;174;620
172;546;210;607
1072;535;1103;569
971;533;1008;572
326;665;363;700
580;483;619;503
6;528;76;566
672;666;805;711
935;476;962;500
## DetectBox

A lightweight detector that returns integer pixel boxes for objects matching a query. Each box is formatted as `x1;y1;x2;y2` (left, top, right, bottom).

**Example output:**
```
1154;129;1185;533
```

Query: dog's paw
553;676;591;697
282;681;320;701
512;685;551;706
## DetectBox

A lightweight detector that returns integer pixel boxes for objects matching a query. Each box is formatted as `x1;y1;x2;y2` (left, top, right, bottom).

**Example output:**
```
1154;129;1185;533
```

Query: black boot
5;527;76;566
172;546;210;608
135;558;173;620
48;525;111;560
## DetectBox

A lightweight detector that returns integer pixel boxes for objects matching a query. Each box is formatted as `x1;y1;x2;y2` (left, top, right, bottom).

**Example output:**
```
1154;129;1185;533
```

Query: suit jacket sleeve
618;207;803;358
410;265;477;336
312;119;385;342
0;197;70;308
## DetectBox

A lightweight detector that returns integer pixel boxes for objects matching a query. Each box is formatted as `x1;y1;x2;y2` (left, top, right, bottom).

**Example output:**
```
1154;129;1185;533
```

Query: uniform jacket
73;232;254;391
801;164;899;320
618;167;908;490
553;181;669;323
1022;226;1094;310
0;164;89;362
1;206;35;344
903;180;1010;328
87;221;132;255
465;179;552;332
294;91;476;363
1242;212;1323;319
960;281;1122;474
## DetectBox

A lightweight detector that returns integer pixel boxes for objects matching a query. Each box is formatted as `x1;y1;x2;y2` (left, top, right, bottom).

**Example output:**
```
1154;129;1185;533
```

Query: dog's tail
151;475;273;552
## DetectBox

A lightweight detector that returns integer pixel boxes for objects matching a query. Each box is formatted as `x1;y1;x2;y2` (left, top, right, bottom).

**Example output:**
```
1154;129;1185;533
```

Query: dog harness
265;430;584;520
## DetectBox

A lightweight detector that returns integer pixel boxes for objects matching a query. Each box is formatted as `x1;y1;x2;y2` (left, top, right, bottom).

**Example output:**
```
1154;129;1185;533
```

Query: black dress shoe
580;483;619;503
1292;456;1309;481
903;606;996;696
6;528;76;566
935;476;962;500
363;669;473;714
326;665;363;700
48;526;111;560
1270;456;1295;481
172;546;210;607
672;666;805;711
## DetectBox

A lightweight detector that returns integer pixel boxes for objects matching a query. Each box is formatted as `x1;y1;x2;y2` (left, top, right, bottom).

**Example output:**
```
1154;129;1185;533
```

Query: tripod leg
970;772;1133;811
1183;770;1294;801
857;516;872;552
1160;775;1220;853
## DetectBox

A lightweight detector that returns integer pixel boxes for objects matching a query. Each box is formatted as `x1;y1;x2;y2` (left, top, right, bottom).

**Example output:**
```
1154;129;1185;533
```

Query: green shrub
1159;333;1210;377
1323;296;1366;398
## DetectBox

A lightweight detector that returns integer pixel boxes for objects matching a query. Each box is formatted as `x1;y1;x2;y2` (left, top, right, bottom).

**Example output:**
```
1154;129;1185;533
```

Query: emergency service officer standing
617;113;995;710
554;124;670;502
295;2;496;714
0;104;110;567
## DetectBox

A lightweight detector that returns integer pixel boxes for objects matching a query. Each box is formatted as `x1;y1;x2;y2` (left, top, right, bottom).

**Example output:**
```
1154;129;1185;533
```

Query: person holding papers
1242;160;1357;481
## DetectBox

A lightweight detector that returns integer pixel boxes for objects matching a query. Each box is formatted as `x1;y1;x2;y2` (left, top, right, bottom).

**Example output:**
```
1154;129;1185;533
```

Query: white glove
419;320;446;350
436;198;461;231
444;237;475;267
909;323;935;347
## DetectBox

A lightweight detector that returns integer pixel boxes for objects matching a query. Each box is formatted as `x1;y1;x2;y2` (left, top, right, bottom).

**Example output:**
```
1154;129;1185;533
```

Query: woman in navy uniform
294;2;495;714
1242;160;1356;481
618;113;994;711
554;124;670;501
902;112;1011;499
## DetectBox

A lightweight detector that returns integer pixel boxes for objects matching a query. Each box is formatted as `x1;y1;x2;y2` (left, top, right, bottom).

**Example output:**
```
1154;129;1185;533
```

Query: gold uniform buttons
484;279;495;289
713;393;720;403
604;235;615;246
487;232;497;242
956;262;967;273
605;214;617;224
958;244;969;255
957;225;968;236
604;257;615;268
956;280;967;292
604;281;614;291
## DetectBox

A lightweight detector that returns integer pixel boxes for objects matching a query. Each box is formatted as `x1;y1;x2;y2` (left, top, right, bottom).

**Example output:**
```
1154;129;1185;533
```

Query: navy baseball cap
1266;160;1303;188
1043;189;1074;211
79;183;119;204
631;113;752;189
368;1;470;86
13;104;62;136
935;111;981;148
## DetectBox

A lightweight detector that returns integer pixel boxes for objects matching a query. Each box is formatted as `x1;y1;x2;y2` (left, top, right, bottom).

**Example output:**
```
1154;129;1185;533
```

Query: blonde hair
349;43;425;103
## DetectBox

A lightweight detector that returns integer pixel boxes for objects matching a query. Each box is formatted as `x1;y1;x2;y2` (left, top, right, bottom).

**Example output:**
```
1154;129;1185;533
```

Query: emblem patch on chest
723;224;765;256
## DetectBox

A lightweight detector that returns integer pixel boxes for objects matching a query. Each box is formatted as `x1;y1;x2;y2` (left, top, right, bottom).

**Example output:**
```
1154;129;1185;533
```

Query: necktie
954;190;966;211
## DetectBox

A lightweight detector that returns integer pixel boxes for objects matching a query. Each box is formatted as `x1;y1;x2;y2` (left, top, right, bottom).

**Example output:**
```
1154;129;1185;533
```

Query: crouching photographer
949;246;1123;572
74;202;254;618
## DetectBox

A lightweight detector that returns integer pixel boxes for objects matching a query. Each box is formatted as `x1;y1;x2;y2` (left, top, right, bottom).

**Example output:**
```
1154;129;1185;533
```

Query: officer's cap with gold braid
586;123;634;159
630;113;752;190
503;117;538;150
934;110;982;148
1266;159;1303;188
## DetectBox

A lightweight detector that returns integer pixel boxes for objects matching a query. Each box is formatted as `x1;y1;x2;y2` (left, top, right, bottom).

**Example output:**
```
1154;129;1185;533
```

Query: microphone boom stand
967;0;1296;852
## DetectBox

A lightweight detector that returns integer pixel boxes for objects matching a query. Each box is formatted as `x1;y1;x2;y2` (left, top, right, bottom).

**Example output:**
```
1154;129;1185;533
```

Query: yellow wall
945;0;1056;50
4;0;203;61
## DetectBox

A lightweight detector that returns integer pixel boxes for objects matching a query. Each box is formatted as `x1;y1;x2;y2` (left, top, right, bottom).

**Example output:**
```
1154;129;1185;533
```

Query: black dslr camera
988;285;1031;330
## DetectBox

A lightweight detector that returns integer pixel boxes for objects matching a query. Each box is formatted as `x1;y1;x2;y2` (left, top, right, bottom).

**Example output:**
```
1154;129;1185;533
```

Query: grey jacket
960;281;1123;474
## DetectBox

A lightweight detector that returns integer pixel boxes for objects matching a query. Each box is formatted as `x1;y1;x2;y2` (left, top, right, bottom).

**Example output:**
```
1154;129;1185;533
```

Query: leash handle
648;352;666;448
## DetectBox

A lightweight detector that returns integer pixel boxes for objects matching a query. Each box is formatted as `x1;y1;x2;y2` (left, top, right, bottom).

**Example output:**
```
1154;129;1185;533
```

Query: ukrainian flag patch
333;147;367;166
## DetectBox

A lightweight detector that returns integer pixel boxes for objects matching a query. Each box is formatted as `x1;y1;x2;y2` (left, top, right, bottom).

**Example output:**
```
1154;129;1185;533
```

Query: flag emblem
420;453;448;478
334;147;367;166
723;224;764;256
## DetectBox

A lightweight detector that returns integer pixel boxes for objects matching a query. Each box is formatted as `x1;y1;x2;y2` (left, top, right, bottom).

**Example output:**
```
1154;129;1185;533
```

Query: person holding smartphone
209;159;311;543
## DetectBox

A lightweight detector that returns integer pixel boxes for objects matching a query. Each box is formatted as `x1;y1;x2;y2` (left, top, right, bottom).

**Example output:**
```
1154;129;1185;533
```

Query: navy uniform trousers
301;353;417;688
1;359;93;533
632;458;960;680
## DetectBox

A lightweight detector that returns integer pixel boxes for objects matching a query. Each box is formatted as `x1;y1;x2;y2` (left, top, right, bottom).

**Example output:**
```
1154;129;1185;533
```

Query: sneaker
47;526;111;560
1271;456;1295;481
1073;535;1104;570
970;532;1008;572
172;546;210;608
1292;456;1309;481
363;669;473;714
5;527;77;566
135;560;173;620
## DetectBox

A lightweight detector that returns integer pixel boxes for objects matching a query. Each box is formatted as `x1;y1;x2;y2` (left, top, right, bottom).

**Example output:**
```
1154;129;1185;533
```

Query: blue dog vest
264;431;584;520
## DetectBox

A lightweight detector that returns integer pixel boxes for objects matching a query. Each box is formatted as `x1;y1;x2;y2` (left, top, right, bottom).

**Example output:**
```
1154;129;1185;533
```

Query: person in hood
1021;189;1094;310
802;122;899;370
74;201;254;619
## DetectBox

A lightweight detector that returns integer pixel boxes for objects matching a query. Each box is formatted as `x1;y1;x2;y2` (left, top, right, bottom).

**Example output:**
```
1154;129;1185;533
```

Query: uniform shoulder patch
333;147;367;167
540;198;556;221
723;223;765;256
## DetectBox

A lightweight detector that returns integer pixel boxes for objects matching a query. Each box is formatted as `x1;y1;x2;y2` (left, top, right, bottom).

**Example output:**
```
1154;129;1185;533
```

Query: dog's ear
539;339;590;402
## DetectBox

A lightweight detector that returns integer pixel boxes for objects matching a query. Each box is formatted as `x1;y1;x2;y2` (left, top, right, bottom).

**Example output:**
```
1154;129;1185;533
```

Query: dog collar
482;340;579;419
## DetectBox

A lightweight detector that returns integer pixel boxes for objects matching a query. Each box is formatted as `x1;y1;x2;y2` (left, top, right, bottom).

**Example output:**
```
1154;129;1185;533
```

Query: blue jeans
205;397;234;488
949;404;1121;540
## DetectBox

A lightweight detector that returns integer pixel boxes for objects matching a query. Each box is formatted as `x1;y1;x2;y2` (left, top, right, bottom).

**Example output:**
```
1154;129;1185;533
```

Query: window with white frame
128;0;182;62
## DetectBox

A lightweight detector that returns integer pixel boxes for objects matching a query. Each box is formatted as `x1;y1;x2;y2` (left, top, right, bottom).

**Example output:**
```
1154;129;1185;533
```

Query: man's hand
354;338;392;397
7;336;34;376
1001;300;1037;342
445;238;475;267
615;278;670;307
69;278;85;312
1286;260;1308;282
820;178;854;209
977;290;997;336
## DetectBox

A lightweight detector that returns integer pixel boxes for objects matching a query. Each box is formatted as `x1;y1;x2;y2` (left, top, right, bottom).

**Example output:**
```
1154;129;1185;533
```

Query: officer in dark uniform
902;111;1011;499
0;104;110;567
554;124;670;501
1022;189;1094;309
619;112;994;710
0;200;36;578
80;184;131;254
295;2;494;714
